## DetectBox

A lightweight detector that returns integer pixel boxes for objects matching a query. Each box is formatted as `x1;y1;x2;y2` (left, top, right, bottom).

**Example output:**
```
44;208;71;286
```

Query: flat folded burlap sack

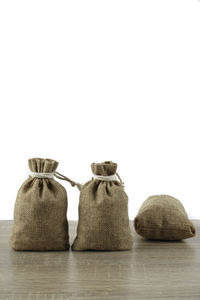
134;194;195;240
72;161;133;250
10;158;72;251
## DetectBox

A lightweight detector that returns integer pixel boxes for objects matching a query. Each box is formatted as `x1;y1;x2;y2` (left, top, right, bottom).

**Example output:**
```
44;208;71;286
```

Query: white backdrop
0;0;200;220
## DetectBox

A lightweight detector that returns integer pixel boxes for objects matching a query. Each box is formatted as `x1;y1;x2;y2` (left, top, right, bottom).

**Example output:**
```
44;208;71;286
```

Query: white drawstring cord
29;172;54;179
93;174;119;181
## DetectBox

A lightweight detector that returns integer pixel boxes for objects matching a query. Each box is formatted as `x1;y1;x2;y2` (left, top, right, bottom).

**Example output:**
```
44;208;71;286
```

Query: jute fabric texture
72;161;133;250
134;194;195;240
10;158;69;251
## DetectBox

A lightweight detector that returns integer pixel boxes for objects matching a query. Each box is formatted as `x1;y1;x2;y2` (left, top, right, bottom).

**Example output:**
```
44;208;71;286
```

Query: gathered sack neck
29;170;82;191
91;161;124;186
28;158;82;190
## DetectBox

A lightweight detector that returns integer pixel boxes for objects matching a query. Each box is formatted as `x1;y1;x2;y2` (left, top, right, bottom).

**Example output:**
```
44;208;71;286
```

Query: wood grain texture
0;220;199;300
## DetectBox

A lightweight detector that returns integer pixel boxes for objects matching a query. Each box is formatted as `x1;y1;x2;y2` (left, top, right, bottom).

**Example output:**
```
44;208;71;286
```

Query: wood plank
0;220;199;300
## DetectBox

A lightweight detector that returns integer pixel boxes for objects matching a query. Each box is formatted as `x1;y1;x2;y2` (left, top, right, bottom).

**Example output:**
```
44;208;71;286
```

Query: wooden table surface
0;220;199;300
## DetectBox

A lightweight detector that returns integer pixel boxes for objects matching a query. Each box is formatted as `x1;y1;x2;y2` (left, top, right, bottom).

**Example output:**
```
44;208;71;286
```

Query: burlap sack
72;161;133;250
10;158;70;251
134;194;195;240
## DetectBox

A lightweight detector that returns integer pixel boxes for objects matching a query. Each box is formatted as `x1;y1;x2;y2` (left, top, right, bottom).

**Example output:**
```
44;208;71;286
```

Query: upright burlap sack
134;194;195;240
10;158;74;251
72;161;133;250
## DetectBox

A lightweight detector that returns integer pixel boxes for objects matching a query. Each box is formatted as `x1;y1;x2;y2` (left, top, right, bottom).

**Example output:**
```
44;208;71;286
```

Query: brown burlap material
134;194;195;240
10;158;69;251
72;161;133;250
